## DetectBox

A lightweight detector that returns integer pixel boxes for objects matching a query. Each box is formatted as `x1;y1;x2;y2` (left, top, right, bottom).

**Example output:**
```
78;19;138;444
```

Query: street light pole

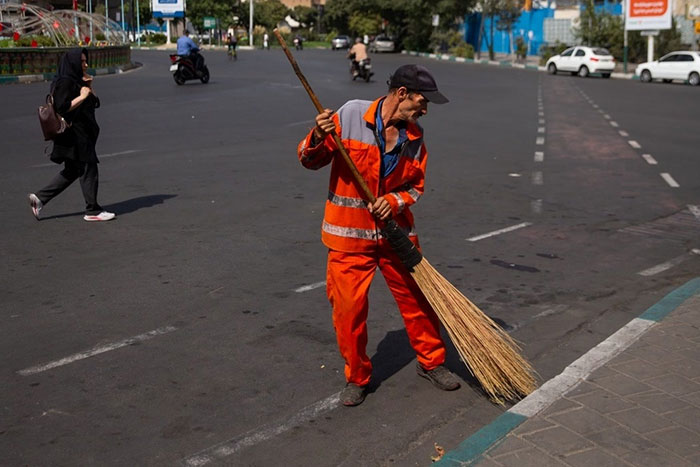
249;0;253;48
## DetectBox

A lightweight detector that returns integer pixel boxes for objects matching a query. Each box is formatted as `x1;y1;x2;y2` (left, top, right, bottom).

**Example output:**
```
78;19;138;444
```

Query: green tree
496;0;522;58
574;0;623;55
253;0;290;30
348;12;382;37
187;0;238;33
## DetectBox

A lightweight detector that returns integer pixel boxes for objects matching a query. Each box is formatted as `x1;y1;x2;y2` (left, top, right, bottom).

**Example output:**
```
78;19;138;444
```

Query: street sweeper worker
296;64;461;407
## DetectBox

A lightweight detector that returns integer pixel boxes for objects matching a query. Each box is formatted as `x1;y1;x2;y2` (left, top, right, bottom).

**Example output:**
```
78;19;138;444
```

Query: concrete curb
435;277;700;466
0;62;141;85
403;50;637;80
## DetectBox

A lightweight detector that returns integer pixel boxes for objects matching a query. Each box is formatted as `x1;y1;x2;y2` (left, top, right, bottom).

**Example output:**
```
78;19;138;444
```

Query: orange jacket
297;97;428;253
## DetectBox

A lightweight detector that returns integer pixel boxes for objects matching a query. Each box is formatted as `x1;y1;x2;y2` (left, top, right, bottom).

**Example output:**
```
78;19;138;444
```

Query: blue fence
464;9;554;56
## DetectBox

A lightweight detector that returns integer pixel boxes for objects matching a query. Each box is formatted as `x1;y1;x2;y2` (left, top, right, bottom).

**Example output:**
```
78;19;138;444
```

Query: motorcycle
169;53;210;85
350;57;373;82
293;37;303;50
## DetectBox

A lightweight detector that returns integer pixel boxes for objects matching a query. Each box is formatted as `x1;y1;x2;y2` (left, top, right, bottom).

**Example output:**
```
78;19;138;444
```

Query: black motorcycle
350;57;373;82
169;53;210;85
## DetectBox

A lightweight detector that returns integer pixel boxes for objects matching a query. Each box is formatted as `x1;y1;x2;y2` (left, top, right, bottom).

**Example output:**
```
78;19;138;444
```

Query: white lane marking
512;318;654;418
637;250;699;276
688;205;700;221
182;393;341;466
538;118;545;124
294;281;326;293
532;171;543;185
17;326;177;376
508;173;522;177
660;173;680;188
538;127;545;133
603;114;611;120
467;222;532;242
641;154;658;165
31;150;141;168
593;104;599;109
610;121;619;127
531;199;543;214
619;130;629;137
628;140;642;149
538;111;544;117
536;137;545;145
534;151;544;162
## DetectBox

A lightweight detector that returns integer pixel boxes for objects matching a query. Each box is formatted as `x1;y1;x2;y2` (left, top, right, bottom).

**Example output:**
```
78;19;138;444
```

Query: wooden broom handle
273;29;377;204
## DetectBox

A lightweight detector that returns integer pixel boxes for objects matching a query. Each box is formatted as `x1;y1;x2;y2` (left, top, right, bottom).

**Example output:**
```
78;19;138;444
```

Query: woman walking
29;48;115;222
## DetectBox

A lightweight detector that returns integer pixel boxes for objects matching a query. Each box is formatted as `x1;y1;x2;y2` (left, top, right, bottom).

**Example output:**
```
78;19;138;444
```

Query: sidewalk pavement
436;278;700;466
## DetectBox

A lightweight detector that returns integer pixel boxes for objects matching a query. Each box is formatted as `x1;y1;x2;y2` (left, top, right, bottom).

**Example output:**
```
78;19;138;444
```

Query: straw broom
273;30;537;404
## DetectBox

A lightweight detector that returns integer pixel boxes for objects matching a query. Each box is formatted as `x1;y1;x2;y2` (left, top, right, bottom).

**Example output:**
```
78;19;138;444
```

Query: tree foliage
323;0;475;52
575;0;682;62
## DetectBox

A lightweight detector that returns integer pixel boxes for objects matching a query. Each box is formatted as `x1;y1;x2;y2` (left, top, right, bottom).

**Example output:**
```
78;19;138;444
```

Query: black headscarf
52;47;88;91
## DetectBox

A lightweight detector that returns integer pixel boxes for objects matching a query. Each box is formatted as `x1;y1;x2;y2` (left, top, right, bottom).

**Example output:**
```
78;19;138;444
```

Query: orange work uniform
297;97;446;386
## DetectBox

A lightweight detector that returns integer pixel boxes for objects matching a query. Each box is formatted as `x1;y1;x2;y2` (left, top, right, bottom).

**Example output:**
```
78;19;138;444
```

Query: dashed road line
531;199;543;214
17;326;177;376
181;393;341;466
628;140;641;149
660;173;680;188
610;121;619;127
294;281;326;293
537;127;545;133
532;171;543;185
638;250;700;276
689;205;700;221
467;222;532;242
534;151;544;162
536;137;545;145
641;154;658;165
619;130;629;137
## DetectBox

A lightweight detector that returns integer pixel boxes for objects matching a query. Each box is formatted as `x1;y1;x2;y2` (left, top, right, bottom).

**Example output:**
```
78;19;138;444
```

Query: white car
546;46;616;78
635;51;700;86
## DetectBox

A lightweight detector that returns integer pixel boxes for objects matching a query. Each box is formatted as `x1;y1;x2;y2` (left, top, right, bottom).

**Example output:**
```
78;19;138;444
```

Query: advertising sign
625;0;672;30
152;0;185;18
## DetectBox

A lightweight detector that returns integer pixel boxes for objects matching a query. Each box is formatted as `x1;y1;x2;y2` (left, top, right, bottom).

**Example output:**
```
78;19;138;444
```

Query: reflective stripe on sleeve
328;191;367;209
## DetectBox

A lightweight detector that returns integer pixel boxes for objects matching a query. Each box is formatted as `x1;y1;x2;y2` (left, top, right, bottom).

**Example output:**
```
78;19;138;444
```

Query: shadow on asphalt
367;328;482;395
40;194;177;220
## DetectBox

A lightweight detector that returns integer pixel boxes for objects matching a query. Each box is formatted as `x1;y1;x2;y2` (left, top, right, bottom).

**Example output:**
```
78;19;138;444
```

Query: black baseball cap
388;64;449;104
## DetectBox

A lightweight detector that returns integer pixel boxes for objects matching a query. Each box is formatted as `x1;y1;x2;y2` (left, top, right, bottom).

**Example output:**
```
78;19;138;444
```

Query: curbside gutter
435;277;700;466
0;62;141;85
403;50;636;79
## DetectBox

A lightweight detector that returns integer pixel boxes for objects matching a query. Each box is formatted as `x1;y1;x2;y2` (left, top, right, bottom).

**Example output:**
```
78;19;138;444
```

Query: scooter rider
176;30;204;75
347;37;368;79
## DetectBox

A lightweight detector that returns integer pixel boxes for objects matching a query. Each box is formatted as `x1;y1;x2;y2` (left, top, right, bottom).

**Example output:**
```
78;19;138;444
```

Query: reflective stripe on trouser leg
378;244;445;370
326;250;377;387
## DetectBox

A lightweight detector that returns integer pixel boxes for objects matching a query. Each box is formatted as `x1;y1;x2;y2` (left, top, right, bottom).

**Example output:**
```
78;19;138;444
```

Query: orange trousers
326;245;446;386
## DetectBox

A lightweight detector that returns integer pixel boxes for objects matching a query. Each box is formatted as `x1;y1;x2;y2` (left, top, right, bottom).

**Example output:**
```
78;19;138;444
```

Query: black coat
50;49;101;164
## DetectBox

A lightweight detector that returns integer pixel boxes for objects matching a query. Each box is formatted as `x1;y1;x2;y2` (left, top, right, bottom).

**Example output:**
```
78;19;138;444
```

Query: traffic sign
203;17;216;29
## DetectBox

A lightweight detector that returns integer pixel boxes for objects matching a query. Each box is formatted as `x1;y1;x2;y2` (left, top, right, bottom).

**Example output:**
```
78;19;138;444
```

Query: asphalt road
1;48;698;466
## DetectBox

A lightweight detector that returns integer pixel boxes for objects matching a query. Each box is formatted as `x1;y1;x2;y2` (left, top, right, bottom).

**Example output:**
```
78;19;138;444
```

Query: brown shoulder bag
38;94;70;141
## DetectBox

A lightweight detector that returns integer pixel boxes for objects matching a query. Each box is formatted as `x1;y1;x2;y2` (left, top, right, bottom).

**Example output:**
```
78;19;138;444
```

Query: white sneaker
83;211;116;222
28;193;42;220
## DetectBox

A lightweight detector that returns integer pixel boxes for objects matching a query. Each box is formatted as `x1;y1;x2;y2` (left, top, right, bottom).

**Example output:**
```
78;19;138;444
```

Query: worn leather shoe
417;364;461;391
340;383;367;406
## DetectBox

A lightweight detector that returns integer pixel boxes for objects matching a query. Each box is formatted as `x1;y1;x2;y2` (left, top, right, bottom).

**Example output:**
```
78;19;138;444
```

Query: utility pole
249;0;253;48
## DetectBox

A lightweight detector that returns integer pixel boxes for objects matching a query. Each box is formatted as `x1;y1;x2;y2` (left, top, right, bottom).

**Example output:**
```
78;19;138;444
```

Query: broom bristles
412;259;537;404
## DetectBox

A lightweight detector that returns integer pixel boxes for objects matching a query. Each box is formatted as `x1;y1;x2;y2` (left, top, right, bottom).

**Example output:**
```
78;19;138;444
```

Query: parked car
635;51;700;86
331;35;351;50
369;35;396;53
546;46;615;78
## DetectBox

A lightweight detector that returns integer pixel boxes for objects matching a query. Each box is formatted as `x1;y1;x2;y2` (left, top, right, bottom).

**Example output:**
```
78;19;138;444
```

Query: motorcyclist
347;37;368;79
176;30;204;75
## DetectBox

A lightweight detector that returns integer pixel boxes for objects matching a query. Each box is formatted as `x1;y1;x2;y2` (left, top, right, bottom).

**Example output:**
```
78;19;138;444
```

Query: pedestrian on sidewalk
296;64;458;407
29;48;115;222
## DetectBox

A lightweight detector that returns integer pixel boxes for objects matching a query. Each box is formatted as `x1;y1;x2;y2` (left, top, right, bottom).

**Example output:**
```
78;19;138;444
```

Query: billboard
152;0;185;18
625;0;672;30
